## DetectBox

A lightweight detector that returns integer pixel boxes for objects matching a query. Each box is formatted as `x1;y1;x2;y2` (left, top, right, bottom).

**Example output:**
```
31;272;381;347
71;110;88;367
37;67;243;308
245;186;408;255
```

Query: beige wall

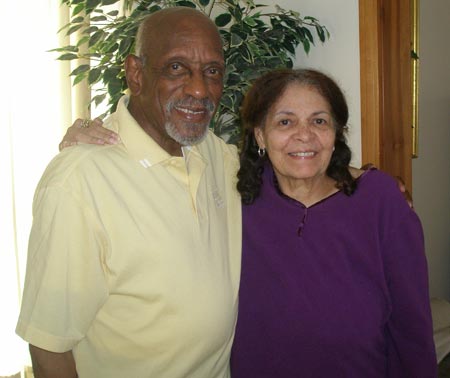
278;0;450;300
412;0;450;299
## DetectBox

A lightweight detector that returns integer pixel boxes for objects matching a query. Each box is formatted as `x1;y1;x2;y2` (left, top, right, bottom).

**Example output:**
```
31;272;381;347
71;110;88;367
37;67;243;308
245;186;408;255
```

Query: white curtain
0;1;90;375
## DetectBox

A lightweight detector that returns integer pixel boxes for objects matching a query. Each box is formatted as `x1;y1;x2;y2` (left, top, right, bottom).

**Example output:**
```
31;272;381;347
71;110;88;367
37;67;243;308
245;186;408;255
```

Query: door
359;0;413;191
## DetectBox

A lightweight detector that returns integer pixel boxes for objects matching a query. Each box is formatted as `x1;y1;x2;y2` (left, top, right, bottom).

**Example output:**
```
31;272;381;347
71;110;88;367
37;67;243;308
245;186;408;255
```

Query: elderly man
16;8;241;378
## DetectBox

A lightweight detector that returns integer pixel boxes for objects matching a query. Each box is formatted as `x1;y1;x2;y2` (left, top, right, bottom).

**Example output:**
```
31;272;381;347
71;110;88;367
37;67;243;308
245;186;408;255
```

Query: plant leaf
230;33;243;48
107;77;123;96
67;24;84;35
304;28;314;43
104;67;121;81
174;1;196;8
88;67;103;84
302;39;311;54
71;16;84;24
118;37;133;57
72;3;85;17
71;64;90;76
73;73;87;86
89;30;106;47
243;16;257;27
49;45;78;53
93;93;107;106
215;13;232;27
101;0;120;5
57;53;79;61
86;0;102;10
91;15;107;22
83;26;99;34
315;25;325;42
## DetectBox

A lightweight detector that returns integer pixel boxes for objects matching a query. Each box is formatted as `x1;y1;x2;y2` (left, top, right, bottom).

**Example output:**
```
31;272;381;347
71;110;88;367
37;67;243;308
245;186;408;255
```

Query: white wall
276;0;362;167
412;0;450;300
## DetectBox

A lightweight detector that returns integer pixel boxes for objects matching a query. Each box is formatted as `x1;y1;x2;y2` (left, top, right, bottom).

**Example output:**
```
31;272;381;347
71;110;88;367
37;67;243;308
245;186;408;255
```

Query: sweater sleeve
380;178;437;377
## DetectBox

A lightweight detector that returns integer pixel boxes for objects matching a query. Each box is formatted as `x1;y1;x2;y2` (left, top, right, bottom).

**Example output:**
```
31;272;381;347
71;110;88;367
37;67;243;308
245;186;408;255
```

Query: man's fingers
394;175;406;193
360;163;375;171
394;176;414;209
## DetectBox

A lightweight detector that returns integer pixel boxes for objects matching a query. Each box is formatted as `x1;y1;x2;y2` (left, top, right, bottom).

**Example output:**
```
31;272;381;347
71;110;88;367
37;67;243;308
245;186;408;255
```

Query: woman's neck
276;174;339;207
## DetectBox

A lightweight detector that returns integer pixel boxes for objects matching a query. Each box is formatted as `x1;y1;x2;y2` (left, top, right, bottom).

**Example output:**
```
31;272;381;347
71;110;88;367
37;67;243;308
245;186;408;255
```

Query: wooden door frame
359;0;413;191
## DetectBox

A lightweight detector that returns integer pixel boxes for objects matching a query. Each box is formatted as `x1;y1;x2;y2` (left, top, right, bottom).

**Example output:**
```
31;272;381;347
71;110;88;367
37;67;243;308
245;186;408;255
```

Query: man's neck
127;98;183;156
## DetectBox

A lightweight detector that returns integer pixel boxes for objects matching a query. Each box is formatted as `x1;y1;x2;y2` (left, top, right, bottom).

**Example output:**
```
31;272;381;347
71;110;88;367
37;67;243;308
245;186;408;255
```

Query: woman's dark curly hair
237;68;357;205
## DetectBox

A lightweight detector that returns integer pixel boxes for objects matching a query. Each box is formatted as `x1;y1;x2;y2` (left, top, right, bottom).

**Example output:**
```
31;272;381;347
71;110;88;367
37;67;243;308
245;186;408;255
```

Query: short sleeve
16;184;109;352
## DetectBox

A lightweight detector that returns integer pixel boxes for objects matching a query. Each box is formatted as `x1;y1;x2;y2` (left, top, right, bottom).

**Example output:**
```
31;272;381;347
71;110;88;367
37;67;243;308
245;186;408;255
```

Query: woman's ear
254;127;265;149
125;54;144;95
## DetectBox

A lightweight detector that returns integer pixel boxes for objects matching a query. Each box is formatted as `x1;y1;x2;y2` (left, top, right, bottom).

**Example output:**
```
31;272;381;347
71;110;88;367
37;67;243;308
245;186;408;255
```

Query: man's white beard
164;121;209;146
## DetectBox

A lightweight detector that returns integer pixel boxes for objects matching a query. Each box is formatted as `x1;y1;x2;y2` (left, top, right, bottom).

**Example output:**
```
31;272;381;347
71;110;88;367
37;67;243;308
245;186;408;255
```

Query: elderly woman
230;68;436;377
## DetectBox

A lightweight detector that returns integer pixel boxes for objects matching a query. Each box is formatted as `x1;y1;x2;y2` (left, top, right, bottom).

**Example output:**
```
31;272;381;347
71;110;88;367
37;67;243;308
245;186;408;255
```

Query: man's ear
254;127;265;149
125;54;144;95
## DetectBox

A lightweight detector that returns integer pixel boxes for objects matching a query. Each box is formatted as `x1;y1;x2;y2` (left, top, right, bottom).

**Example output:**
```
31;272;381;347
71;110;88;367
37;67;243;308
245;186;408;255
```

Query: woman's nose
293;122;314;141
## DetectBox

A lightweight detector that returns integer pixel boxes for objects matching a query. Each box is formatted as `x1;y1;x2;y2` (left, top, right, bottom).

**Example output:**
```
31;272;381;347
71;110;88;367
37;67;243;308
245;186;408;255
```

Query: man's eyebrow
163;56;225;67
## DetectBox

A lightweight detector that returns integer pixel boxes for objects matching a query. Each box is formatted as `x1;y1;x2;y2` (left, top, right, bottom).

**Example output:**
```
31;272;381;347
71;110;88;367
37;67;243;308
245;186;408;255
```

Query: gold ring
80;119;91;128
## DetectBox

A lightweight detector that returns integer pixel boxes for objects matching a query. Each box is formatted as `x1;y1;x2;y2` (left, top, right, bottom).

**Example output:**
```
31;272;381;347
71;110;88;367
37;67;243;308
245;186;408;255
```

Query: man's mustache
167;96;215;114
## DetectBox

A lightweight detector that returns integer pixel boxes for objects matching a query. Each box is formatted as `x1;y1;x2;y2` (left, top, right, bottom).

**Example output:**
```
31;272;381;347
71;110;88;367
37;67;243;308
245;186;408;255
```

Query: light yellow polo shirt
16;96;242;378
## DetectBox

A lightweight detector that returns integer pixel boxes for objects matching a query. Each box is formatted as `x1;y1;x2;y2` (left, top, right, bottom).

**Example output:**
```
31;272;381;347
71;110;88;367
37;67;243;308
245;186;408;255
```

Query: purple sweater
231;167;436;377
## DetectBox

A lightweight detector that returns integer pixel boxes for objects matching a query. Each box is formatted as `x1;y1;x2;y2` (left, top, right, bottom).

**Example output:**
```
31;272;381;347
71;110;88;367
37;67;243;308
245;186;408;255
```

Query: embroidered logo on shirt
211;186;225;208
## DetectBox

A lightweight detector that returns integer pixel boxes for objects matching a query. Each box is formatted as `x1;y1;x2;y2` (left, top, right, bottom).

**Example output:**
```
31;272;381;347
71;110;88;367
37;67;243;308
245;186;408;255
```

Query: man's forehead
165;25;221;47
150;36;224;65
162;45;223;60
147;15;221;46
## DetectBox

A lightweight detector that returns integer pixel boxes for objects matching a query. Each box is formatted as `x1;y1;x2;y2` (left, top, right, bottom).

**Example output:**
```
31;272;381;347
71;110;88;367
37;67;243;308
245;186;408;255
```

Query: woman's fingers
59;118;120;151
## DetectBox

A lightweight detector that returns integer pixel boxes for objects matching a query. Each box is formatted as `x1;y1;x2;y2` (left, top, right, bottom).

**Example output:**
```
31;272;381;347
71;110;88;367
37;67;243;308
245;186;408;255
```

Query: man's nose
184;72;208;99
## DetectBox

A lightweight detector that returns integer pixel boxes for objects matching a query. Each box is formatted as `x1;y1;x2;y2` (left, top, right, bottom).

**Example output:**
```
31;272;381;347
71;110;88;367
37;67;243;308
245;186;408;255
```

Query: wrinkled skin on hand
59;119;413;208
58;118;120;151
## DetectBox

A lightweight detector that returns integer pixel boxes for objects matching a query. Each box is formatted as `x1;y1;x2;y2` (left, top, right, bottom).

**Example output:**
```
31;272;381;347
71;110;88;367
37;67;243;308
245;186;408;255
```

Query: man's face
139;20;224;146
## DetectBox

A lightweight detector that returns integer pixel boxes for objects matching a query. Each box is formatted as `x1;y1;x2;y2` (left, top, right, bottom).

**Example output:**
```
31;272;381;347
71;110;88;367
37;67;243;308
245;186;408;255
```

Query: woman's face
255;83;336;188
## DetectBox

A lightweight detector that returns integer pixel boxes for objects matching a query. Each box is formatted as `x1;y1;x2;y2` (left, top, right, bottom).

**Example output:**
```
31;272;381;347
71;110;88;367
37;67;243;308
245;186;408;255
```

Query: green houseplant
55;0;329;144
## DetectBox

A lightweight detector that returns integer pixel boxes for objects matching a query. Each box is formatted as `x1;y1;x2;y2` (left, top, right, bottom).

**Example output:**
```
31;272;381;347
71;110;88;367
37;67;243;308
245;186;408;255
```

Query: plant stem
207;0;216;17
